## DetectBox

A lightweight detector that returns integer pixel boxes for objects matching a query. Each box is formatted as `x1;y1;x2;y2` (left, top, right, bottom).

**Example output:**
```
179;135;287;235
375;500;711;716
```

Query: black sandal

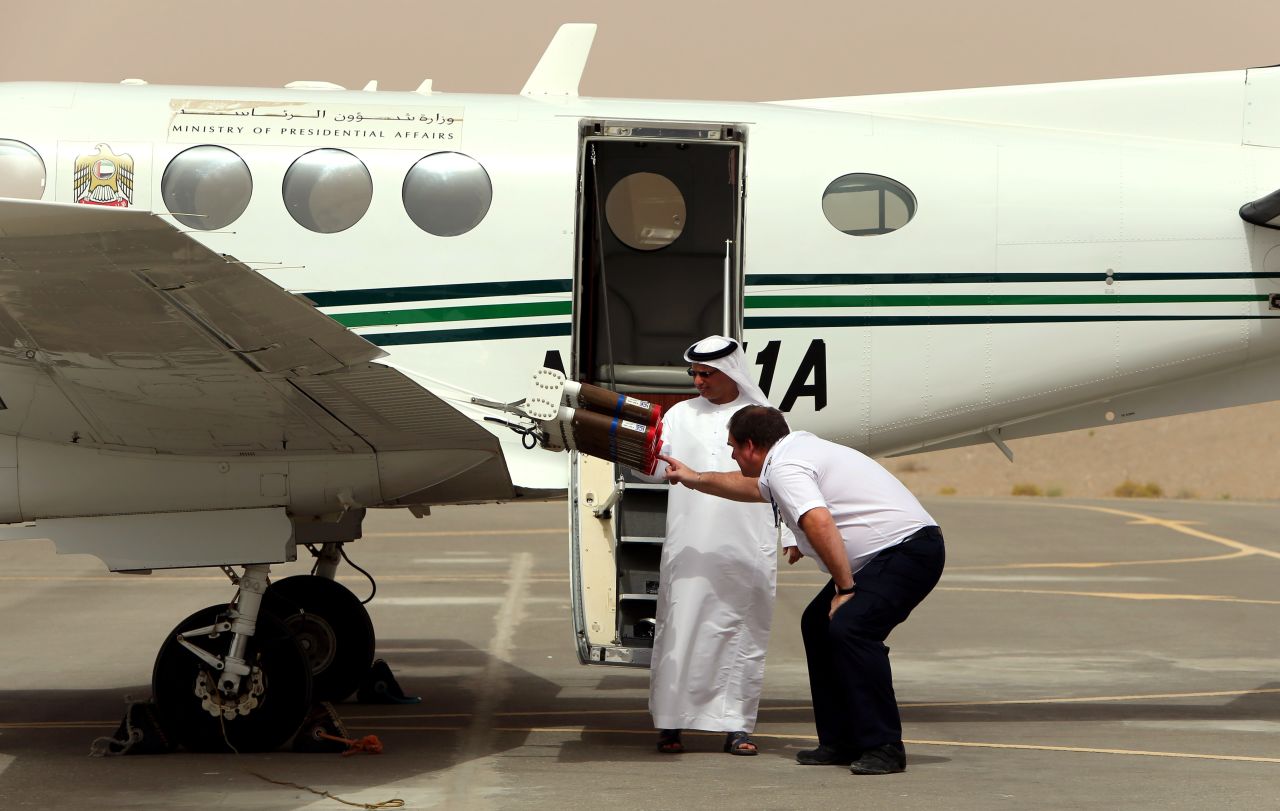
657;729;684;754
724;730;758;756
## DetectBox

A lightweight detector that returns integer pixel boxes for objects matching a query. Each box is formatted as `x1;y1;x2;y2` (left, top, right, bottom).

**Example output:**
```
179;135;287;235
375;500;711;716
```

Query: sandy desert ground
881;401;1280;501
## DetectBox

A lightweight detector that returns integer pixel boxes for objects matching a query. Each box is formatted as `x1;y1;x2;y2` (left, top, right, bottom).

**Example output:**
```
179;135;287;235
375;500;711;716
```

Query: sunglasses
687;368;718;379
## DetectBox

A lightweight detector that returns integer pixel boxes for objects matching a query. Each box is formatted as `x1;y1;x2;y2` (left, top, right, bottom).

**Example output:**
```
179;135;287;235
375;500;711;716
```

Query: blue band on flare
613;394;625;418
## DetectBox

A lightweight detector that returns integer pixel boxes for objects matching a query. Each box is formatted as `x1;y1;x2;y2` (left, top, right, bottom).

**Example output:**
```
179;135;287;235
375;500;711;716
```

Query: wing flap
291;363;499;454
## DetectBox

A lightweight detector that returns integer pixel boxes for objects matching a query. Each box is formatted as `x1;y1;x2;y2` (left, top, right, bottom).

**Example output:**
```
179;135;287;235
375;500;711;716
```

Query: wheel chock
89;698;176;756
356;659;421;704
290;702;352;754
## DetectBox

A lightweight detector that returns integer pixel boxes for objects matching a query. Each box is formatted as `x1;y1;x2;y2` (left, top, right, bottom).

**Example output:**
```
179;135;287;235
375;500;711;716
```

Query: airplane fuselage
2;73;1279;499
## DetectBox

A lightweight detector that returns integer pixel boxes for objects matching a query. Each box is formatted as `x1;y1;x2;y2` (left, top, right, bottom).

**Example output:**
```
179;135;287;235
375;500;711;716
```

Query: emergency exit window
822;173;916;236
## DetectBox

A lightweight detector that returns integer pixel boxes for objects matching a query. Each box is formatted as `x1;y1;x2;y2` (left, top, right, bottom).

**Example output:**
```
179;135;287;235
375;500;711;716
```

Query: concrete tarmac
1;497;1277;809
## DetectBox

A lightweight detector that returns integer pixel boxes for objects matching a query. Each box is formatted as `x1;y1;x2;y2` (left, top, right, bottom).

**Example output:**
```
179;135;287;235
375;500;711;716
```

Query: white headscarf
683;335;771;407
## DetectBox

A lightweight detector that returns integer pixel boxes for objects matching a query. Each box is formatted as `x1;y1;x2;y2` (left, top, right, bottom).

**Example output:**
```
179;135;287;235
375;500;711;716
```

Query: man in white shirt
640;337;796;757
659;405;945;775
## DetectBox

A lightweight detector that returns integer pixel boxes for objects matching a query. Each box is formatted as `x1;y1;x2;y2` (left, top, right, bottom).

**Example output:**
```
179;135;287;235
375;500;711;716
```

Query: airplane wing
0;199;514;505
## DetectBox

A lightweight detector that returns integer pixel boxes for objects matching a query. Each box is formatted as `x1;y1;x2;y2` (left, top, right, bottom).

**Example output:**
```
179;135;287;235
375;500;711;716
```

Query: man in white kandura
641;335;797;756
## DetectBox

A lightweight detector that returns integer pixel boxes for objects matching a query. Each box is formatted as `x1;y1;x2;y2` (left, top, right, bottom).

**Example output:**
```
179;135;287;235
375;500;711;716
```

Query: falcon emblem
73;144;134;207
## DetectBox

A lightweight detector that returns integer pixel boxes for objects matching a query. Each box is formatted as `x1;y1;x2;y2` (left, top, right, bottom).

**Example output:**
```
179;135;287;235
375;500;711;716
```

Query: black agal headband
684;338;739;362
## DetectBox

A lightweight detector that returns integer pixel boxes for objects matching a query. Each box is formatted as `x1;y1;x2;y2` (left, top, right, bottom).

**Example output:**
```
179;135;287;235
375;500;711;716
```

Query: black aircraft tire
152;605;313;753
264;575;375;703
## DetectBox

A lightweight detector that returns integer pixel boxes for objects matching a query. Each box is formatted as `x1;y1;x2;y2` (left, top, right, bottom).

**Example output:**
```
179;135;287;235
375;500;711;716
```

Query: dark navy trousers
799;526;945;753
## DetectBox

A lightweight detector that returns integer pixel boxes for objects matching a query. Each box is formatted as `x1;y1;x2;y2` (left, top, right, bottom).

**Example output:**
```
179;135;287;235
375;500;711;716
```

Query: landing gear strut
152;565;313;752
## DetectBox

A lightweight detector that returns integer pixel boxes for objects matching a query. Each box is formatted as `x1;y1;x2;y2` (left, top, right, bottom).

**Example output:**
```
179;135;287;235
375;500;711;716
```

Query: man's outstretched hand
657;456;764;503
658;454;698;488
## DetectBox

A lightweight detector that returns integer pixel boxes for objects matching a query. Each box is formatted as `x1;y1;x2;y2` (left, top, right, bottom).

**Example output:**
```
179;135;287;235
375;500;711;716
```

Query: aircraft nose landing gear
151;564;313;753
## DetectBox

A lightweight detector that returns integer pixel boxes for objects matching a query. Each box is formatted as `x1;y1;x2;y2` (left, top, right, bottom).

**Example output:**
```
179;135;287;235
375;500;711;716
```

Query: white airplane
1;22;1278;751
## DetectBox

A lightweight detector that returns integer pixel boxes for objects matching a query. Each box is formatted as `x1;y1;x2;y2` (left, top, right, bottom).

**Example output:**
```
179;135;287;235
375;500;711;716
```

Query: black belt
899;525;942;544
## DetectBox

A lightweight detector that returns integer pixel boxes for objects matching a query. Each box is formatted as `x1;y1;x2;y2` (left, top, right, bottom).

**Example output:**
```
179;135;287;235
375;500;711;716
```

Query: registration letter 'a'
779;339;827;412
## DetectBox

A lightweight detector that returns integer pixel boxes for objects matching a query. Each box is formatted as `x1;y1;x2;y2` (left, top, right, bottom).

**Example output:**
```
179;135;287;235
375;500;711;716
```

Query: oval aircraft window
605;172;685;251
162;145;253;231
402;152;492;237
821;173;917;236
0;139;46;200
283;149;373;234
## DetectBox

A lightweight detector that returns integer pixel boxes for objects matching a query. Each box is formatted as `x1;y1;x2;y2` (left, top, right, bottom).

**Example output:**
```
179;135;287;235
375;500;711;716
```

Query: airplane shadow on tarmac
0;637;661;799
4;642;1271;790
0;636;825;779
898;682;1280;727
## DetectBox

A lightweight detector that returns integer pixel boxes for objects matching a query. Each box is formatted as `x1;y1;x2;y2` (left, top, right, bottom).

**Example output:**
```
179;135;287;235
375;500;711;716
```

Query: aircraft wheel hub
284;613;337;676
194;667;265;719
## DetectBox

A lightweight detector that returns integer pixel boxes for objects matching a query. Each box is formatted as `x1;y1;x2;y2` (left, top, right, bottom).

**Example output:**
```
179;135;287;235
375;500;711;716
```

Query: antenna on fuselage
521;23;596;97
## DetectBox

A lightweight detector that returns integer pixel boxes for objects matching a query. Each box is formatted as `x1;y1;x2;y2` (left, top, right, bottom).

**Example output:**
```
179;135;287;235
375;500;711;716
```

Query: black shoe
796;744;857;765
848;743;907;775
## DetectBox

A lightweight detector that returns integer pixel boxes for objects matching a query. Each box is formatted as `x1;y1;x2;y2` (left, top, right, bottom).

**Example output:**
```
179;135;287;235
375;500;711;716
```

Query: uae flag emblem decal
73;144;135;207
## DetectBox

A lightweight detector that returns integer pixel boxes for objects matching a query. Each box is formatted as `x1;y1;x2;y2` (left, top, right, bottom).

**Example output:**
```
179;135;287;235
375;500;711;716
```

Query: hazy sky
3;1;1278;100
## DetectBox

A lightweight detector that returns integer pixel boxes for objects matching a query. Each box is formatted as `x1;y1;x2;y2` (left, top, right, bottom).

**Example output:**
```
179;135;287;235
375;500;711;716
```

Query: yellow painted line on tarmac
899;738;1280;764
17;687;1280;733
338;686;1280;723
414;726;1280;764
0;721;111;729
365;529;567;538
1038;503;1280;561
774;580;1277;606
784;501;1272;576
20;721;1263;766
368;570;573;578
0;573;572;584
936;585;1280;605
900;686;1280;708
945;502;1278;571
22;718;1270;767
345;707;688;722
948;549;1252;571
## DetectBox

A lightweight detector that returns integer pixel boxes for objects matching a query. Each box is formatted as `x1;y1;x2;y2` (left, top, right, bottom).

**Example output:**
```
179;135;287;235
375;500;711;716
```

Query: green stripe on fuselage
745;272;1280;285
331;300;572;328
365;323;571;345
745;294;1268;308
745;314;1280;329
305;279;572;308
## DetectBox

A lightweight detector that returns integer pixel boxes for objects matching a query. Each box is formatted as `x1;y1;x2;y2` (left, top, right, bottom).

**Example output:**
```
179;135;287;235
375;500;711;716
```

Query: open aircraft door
568;121;746;666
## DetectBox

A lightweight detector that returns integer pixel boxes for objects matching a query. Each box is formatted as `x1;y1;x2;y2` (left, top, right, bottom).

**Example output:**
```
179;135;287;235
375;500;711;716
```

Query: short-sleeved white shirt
756;431;936;576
